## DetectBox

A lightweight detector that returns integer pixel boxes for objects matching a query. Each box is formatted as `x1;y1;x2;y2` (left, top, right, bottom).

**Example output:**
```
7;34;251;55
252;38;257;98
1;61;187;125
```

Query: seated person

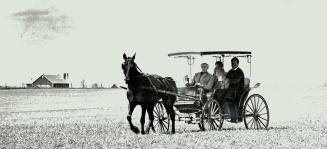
226;57;244;90
213;61;227;89
215;57;244;103
186;63;215;103
225;57;245;122
187;63;215;91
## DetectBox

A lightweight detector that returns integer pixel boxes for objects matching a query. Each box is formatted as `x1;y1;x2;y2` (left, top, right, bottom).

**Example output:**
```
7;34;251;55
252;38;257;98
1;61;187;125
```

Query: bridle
123;58;144;84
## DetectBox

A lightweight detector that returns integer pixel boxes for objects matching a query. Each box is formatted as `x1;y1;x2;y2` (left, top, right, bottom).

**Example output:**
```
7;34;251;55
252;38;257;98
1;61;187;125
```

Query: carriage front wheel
200;99;224;131
153;101;170;133
243;94;270;129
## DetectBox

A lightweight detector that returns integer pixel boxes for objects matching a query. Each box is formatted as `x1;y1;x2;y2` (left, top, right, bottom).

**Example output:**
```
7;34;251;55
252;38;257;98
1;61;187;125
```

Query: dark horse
122;53;177;134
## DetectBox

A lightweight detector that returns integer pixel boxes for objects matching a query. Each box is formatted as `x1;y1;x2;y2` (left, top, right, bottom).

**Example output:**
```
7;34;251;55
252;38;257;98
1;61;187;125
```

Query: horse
121;53;177;134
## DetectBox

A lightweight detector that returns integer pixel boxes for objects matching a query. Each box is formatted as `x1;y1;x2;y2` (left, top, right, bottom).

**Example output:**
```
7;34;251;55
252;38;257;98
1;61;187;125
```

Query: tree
81;79;86;88
111;84;118;88
92;83;99;88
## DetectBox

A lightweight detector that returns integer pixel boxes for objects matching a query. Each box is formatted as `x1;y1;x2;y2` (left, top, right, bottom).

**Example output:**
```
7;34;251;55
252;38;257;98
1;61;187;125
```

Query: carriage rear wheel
243;94;269;129
153;101;170;133
200;99;223;131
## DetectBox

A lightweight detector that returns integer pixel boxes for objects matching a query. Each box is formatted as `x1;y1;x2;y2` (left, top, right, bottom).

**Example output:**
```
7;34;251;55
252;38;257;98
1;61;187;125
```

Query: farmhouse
31;74;70;88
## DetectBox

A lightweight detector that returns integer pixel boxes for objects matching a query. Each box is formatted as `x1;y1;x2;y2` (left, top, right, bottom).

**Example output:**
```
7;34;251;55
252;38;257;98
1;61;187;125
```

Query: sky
0;0;327;88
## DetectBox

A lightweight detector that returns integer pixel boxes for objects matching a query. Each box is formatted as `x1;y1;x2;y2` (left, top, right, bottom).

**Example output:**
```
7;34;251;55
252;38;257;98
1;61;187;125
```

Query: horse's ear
132;53;136;61
123;53;127;60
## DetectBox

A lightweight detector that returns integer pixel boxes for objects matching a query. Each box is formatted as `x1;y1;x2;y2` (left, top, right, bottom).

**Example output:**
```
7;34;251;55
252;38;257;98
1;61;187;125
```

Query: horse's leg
168;106;176;134
165;97;176;134
145;104;155;134
127;103;139;134
140;105;146;134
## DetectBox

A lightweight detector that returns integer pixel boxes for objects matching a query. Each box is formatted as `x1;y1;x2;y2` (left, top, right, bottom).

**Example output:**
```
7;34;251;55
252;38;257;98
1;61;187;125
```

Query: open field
1;88;327;148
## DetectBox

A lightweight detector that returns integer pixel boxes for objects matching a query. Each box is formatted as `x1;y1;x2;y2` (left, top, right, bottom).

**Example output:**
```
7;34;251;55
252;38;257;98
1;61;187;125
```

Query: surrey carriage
152;51;270;132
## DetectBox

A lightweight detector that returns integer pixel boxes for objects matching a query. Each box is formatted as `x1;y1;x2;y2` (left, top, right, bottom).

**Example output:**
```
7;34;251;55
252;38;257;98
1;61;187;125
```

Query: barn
31;74;70;88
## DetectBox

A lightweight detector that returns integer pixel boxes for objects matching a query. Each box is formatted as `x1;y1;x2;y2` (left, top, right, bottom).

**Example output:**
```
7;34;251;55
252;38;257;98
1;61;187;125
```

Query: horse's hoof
145;127;151;134
141;131;146;134
131;126;140;134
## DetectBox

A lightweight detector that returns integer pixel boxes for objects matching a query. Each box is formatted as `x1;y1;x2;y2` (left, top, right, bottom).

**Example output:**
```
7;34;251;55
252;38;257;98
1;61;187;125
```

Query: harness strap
136;64;143;73
146;76;158;94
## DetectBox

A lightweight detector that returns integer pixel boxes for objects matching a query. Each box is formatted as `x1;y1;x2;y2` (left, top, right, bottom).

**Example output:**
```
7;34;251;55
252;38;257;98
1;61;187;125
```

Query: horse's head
122;53;138;84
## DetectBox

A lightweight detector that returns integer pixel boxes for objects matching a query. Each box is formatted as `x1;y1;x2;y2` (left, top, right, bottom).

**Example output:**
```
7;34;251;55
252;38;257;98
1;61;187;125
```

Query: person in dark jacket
226;57;244;89
225;57;245;122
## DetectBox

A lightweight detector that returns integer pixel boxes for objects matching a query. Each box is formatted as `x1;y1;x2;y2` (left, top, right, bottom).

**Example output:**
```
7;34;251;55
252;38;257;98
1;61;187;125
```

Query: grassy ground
1;119;327;148
1;88;327;148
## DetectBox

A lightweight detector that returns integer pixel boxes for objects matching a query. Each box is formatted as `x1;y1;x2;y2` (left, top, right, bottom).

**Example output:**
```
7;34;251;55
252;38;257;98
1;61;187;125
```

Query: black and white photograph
1;0;327;148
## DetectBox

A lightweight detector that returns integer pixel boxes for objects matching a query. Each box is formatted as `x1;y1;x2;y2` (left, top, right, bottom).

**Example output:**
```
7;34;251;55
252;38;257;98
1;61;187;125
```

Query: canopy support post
187;56;195;79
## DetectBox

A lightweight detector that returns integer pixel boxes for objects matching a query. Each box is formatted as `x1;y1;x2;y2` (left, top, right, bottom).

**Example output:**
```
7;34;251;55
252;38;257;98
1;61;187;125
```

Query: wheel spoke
247;118;254;128
210;102;215;114
154;121;159;128
247;117;254;126
212;122;218;130
253;97;257;110
154;106;159;114
259;113;268;116
256;119;262;129
257;97;261;111
258;118;266;128
245;109;254;117
210;122;215;130
162;122;168;131
245;114;254;117
258;105;267;113
213;103;218;113
255;120;259;129
211;105;216;114
245;110;252;114
160;122;164;132
258;116;268;122
250;119;255;128
212;105;219;114
213;120;220;129
248;100;255;112
257;99;264;113
163;120;169;126
155;105;160;115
